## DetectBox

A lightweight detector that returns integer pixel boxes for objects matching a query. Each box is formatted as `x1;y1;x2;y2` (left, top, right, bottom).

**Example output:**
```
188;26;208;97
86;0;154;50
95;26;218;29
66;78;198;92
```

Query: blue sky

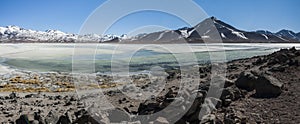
1;0;299;35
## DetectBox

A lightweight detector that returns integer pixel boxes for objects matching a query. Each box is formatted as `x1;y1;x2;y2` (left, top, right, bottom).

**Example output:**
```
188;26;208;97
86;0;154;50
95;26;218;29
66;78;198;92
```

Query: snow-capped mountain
121;17;300;43
1;17;299;43
275;30;300;41
0;25;127;43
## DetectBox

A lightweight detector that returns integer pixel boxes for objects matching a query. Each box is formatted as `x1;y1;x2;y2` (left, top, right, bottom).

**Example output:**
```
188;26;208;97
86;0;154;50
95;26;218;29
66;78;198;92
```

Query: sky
0;0;299;35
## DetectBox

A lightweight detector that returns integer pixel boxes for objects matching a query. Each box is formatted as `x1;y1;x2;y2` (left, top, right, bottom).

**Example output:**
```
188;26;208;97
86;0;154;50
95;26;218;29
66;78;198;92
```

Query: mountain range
1;17;299;43
0;26;127;43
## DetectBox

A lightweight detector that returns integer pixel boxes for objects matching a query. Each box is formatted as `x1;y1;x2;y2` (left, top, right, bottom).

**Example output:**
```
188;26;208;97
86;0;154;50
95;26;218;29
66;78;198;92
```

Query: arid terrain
0;47;299;124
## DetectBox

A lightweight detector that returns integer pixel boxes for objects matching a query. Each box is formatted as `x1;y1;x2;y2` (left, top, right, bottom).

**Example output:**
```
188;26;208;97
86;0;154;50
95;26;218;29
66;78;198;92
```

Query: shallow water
0;43;299;73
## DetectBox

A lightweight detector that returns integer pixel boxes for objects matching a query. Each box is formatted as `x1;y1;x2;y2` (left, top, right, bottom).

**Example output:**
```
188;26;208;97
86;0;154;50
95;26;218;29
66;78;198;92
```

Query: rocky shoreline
0;47;299;123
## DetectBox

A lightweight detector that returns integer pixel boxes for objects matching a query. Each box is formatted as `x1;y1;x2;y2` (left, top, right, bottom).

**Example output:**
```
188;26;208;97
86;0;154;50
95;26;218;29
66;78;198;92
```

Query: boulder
9;92;17;99
57;115;71;124
253;57;265;65
44;110;59;124
235;71;258;91
275;53;289;63
73;109;101;124
73;114;99;124
235;71;283;98
34;112;44;124
224;109;248;124
16;115;30;124
255;75;283;98
219;87;242;106
137;102;161;115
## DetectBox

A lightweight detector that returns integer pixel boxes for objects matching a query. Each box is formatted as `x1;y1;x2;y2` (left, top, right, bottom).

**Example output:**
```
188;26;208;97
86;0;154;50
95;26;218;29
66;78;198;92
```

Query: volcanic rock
16;115;30;124
235;71;257;91
254;74;283;98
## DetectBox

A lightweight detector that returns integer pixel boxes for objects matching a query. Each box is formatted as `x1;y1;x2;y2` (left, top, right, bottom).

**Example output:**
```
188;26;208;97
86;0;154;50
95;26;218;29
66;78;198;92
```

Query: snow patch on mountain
261;34;268;40
179;29;189;38
155;31;168;41
231;31;248;39
201;36;210;39
221;33;226;38
275;35;288;41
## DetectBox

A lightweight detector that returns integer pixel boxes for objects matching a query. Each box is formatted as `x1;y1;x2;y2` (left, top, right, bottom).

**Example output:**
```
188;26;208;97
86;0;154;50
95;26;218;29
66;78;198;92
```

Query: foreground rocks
236;71;283;98
0;47;299;123
254;74;283;98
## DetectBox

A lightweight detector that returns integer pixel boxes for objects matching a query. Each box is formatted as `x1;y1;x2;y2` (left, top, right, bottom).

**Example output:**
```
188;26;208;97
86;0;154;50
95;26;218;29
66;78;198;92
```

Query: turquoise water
0;43;299;73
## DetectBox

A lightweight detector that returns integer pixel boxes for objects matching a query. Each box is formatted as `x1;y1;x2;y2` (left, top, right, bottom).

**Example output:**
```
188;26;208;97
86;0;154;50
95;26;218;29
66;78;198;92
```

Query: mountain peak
45;29;66;35
277;29;289;32
256;30;273;35
5;25;22;31
276;29;299;40
210;16;218;21
6;25;20;28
